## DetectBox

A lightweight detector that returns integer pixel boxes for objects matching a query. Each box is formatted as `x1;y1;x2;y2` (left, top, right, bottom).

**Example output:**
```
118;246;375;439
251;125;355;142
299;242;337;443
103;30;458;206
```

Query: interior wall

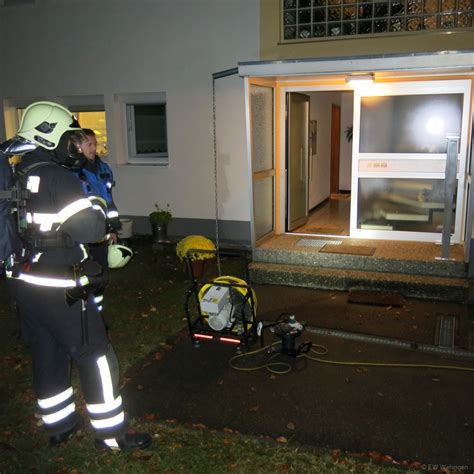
260;0;474;61
0;0;259;225
308;91;342;209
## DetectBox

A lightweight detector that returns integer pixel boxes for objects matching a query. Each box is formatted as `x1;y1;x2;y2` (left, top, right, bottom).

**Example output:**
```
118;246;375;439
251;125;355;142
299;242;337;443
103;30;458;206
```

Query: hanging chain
212;76;222;276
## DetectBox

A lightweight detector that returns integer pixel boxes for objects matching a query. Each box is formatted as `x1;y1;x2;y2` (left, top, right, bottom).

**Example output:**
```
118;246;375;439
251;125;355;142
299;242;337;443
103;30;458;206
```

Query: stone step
248;261;470;302
253;247;467;279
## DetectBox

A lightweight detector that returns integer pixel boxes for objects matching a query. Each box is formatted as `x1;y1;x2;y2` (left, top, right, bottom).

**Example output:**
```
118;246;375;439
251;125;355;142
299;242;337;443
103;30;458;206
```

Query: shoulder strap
17;161;58;177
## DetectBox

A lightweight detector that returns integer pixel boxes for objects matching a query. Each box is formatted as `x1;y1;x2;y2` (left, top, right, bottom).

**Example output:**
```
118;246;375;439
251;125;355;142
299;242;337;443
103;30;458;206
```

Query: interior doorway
288;90;354;237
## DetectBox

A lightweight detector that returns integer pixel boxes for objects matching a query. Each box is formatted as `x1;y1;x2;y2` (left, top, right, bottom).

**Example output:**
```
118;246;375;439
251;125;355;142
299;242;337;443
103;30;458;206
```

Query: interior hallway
293;194;350;236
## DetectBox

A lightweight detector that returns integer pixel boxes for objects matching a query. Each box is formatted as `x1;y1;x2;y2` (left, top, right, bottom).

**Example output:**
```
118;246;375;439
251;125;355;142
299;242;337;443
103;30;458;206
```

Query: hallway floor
293;195;350;236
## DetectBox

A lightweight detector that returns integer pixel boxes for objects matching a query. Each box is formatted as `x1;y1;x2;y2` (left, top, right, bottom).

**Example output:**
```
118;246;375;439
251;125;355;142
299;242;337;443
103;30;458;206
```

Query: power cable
229;340;474;374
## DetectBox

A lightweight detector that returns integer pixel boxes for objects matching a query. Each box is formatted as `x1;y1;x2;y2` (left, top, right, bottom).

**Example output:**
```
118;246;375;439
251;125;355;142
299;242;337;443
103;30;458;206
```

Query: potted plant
149;203;172;243
176;235;216;278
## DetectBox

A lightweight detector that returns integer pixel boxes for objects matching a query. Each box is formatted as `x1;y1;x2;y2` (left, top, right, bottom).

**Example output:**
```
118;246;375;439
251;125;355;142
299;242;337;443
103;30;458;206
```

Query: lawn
0;238;418;473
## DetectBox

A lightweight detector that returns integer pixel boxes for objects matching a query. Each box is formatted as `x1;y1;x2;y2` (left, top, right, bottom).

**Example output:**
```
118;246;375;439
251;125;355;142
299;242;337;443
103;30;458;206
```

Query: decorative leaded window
282;0;473;40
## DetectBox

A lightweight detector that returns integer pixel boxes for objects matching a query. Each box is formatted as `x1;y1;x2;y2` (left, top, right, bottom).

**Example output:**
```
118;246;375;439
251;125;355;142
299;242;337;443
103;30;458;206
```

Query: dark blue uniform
9;148;126;441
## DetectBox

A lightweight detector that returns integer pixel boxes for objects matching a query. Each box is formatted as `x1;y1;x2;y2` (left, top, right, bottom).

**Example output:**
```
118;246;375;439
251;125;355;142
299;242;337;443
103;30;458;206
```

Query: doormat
348;289;405;307
319;244;376;256
296;238;342;247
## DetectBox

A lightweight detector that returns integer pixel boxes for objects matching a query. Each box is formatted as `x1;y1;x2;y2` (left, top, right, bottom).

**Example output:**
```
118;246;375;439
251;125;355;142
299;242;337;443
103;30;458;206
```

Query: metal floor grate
296;238;342;248
435;315;456;348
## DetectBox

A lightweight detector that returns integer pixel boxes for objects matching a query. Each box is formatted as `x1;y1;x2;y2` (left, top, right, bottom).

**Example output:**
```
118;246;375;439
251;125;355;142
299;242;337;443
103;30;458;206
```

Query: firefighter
0;102;151;450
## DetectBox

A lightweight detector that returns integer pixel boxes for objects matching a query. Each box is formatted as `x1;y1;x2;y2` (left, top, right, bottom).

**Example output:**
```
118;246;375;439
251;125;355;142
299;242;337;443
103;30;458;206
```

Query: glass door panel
254;177;274;238
357;178;455;233
351;80;471;243
359;94;463;153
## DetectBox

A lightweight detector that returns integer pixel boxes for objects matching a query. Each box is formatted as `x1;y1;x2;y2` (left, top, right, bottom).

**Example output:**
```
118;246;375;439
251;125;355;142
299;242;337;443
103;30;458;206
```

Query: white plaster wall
308;91;342;209
0;0;259;221
339;92;354;192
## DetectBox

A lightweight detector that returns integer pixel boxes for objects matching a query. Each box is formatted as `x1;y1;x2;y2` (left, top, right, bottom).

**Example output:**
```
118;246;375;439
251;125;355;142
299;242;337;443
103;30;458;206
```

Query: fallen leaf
155;352;163;361
192;423;206;429
165;419;177;424
331;449;341;462
377;392;384;397
136;384;144;391
249;405;260;412
368;451;383;462
287;422;295;430
223;437;233;445
150;306;157;312
144;413;158;421
432;377;440;382
276;436;288;443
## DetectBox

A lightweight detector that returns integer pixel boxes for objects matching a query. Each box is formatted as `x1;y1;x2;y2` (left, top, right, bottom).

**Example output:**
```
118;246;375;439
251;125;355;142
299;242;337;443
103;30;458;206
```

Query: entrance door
351;79;472;243
249;81;276;243
287;93;309;231
330;104;341;195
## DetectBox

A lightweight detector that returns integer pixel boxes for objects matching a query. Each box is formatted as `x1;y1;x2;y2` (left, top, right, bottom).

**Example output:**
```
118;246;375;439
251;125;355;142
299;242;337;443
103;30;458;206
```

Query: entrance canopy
238;50;474;78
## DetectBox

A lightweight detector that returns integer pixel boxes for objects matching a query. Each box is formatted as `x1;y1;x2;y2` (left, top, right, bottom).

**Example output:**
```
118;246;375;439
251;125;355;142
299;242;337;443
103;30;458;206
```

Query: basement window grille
281;0;473;41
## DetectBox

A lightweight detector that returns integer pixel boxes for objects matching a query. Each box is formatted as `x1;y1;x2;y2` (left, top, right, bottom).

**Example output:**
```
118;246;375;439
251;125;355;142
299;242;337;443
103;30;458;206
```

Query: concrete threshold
249;261;469;302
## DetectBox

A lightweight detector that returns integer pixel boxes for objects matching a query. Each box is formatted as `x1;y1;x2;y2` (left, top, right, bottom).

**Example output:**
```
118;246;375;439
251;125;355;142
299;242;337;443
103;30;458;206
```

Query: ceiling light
346;74;374;85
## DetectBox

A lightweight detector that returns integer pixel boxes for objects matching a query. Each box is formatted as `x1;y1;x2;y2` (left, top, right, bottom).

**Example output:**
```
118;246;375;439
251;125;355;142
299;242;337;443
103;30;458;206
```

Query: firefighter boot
94;428;152;451
49;421;81;447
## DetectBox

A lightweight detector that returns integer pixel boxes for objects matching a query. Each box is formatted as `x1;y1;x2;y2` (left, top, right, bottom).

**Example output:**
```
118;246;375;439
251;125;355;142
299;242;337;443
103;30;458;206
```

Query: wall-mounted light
345;73;374;86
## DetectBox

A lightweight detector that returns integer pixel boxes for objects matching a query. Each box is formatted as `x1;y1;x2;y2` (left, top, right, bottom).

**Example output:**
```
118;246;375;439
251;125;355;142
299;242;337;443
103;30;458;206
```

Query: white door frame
351;79;472;243
277;83;353;235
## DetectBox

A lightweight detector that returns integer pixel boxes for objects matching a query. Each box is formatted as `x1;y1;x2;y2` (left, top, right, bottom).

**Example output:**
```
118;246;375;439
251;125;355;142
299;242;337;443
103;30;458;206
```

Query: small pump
272;314;312;357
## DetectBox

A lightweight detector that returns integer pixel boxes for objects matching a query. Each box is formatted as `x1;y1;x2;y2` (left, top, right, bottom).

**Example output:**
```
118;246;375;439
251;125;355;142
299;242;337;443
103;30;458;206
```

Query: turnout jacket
9;148;106;285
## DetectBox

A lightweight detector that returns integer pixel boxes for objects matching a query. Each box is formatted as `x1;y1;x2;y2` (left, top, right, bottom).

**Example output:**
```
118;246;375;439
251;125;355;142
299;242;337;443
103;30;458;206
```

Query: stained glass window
282;0;473;40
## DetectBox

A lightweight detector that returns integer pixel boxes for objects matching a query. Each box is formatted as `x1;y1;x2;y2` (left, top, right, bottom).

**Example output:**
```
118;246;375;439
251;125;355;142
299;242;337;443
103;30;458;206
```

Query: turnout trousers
11;280;126;440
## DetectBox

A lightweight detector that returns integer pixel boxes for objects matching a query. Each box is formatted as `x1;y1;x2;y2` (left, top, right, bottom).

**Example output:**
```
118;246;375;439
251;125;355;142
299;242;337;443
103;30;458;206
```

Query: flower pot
190;260;205;278
151;222;169;243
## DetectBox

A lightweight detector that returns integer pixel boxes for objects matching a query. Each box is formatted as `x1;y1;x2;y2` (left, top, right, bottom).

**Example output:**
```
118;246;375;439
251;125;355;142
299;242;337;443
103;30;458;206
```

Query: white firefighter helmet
16;101;81;150
108;244;134;269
